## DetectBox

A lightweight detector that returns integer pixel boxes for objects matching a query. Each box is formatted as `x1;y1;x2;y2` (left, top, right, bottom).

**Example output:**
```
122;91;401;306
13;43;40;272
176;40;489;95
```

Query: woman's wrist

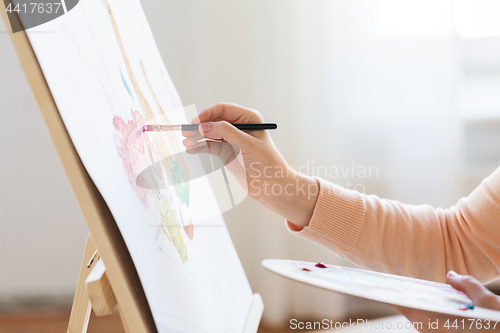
284;171;319;228
255;168;319;228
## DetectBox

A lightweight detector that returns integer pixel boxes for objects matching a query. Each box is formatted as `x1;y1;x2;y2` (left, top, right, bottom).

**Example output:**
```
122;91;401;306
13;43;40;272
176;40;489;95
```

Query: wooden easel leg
117;305;134;333
67;234;99;333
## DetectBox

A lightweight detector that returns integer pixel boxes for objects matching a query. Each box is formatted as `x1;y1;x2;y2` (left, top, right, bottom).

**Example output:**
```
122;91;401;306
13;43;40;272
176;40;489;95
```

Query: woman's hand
182;102;318;227
396;271;500;332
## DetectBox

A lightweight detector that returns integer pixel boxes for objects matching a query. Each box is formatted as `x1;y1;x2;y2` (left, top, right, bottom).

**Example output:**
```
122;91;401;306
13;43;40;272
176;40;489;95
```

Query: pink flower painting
113;109;162;208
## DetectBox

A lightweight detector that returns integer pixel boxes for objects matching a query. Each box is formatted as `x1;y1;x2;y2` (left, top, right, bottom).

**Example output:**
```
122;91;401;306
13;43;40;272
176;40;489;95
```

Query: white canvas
25;0;253;332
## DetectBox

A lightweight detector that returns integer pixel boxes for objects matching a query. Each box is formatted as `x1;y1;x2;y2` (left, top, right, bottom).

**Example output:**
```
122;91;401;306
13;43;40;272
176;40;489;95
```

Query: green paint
171;160;190;207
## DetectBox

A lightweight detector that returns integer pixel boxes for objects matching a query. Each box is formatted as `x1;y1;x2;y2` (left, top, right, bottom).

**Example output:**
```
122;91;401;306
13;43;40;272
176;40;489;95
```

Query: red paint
302;268;311;272
315;263;327;268
458;303;474;311
184;222;194;240
179;206;194;240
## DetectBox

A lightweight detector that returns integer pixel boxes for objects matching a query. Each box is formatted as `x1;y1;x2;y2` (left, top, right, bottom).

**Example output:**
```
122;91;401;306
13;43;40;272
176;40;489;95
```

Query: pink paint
179;205;194;240
184;222;194;241
113;109;162;208
315;263;327;268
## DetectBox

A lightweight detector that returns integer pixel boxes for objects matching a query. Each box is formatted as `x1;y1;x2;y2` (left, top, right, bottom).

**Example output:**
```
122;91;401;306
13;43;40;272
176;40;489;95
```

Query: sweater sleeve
287;167;500;283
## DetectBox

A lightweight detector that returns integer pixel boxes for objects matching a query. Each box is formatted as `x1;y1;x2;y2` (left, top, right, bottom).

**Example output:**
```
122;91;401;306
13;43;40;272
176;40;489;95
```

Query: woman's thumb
447;271;500;310
199;121;253;148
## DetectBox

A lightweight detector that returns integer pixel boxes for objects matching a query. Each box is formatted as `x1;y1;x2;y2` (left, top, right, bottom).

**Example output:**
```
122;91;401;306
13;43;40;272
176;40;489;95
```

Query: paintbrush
142;123;277;132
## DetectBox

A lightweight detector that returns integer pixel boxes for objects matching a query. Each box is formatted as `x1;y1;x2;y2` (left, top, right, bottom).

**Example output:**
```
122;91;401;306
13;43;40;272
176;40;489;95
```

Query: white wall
0;29;89;306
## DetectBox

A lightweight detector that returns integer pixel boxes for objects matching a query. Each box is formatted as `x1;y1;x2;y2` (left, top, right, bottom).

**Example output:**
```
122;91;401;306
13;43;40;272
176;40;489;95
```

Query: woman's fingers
447;271;500;310
183;132;205;147
192;103;264;124
186;141;240;167
198;121;254;149
182;128;199;137
183;103;266;149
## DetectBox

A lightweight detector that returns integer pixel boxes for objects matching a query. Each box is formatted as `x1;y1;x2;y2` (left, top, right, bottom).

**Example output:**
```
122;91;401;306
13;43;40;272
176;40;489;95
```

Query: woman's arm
183;102;320;225
291;168;500;283
184;102;500;283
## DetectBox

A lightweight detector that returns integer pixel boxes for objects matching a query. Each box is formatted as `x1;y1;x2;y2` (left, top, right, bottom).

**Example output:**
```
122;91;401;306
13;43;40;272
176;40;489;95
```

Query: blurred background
1;0;500;331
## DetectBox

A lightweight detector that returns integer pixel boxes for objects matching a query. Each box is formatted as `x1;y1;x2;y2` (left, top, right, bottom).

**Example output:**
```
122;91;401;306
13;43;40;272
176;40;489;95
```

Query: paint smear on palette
296;261;473;311
120;68;133;100
170;160;190;207
113;109;162;208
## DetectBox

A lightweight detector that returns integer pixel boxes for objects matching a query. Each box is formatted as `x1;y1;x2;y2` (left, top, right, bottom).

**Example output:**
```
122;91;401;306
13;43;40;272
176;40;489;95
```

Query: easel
66;233;264;333
1;7;263;333
66;234;118;332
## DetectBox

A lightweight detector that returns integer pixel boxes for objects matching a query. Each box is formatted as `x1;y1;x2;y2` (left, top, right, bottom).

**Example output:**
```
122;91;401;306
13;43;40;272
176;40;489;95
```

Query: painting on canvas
24;0;253;331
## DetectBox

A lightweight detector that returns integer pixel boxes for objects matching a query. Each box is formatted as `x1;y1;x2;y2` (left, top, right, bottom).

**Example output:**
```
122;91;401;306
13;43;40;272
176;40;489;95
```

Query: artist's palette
263;259;500;321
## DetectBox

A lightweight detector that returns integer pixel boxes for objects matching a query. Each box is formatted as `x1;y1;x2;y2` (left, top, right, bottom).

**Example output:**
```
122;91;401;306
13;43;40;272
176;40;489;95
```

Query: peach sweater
289;167;500;284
